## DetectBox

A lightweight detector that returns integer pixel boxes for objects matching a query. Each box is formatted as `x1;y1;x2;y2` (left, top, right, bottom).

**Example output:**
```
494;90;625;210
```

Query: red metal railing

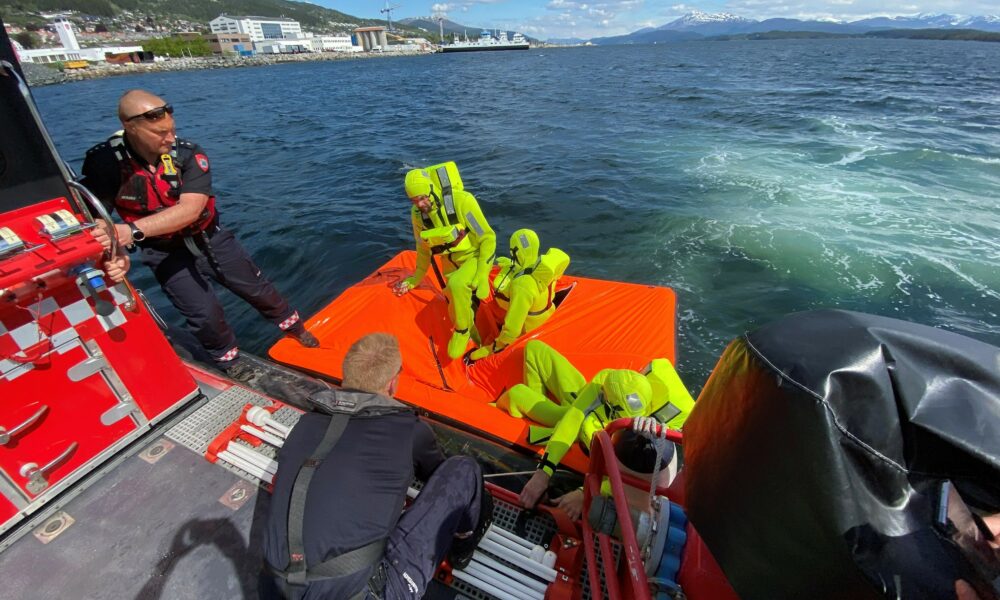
581;418;683;600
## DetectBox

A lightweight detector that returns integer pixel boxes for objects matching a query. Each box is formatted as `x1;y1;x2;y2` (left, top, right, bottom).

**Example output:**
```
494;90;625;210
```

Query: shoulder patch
194;154;209;172
86;142;110;154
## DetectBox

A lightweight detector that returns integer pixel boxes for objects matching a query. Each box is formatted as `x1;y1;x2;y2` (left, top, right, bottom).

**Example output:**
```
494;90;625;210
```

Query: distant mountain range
586;11;1000;45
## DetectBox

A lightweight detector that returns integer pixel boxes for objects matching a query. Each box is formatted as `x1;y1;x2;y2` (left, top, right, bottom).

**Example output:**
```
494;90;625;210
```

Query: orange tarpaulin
269;251;676;473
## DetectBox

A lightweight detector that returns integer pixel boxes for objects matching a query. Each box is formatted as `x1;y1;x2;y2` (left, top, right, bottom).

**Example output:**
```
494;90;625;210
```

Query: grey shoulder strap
435;166;458;223
285;413;351;586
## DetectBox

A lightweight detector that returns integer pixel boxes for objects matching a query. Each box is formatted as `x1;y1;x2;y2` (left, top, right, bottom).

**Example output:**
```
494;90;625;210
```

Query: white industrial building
14;18;141;63
312;35;359;52
256;39;313;54
210;15;303;43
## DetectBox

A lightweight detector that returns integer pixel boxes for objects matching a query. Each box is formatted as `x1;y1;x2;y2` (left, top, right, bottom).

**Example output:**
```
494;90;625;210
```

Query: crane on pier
380;1;401;32
433;11;446;44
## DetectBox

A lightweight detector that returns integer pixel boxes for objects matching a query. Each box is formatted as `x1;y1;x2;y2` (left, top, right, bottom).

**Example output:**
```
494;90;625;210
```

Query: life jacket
494;248;571;317
107;133;216;235
416;161;474;256
642;358;695;429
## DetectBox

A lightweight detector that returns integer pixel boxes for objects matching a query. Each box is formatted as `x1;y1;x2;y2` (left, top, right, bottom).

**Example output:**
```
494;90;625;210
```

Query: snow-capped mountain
584;11;1000;44
658;11;755;31
852;13;1000;31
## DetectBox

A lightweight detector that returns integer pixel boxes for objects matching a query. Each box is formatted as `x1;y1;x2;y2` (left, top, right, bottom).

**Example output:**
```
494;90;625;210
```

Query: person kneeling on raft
393;165;496;360
499;340;694;512
468;229;570;362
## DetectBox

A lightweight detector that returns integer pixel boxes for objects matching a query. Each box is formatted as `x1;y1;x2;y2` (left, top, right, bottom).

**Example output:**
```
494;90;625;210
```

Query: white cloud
425;0;1000;42
722;0;1000;20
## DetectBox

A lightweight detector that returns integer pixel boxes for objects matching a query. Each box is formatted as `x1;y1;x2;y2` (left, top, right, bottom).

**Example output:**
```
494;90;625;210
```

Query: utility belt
528;300;553;317
494;286;554;316
263;555;388;600
136;215;221;251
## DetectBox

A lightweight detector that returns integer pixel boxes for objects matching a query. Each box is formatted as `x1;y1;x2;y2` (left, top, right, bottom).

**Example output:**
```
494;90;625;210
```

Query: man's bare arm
113;192;209;244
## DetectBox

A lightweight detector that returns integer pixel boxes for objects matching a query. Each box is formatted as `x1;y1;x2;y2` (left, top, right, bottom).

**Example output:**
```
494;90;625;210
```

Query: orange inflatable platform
269;251;677;473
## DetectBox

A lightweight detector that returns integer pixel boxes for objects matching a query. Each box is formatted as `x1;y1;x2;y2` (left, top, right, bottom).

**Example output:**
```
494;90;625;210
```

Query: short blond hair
341;333;402;394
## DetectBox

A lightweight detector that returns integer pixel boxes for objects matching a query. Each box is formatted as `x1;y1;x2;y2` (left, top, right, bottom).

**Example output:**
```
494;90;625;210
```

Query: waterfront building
210;15;302;43
53;18;79;51
353;26;388;52
15;18;141;64
255;39;314;54
178;32;252;55
311;35;360;52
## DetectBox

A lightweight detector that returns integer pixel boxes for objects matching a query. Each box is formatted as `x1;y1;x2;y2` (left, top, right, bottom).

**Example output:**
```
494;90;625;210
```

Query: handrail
580;418;683;600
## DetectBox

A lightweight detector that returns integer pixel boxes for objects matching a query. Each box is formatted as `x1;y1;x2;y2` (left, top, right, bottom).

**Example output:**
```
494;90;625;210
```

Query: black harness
269;395;411;599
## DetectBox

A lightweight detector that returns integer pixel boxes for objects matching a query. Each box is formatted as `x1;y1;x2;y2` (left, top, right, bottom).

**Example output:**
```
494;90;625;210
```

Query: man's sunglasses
125;104;174;122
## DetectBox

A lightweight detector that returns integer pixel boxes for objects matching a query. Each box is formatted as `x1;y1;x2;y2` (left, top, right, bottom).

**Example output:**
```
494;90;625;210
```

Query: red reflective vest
109;135;216;235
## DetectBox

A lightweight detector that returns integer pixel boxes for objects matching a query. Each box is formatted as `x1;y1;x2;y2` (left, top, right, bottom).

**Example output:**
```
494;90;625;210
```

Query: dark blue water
35;39;1000;390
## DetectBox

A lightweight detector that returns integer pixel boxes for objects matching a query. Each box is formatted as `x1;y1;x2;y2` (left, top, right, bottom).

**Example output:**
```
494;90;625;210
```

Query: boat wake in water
36;38;1000;390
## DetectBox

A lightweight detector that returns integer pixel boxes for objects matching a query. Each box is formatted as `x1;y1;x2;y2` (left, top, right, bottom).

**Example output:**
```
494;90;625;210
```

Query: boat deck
0;389;267;599
0;373;585;599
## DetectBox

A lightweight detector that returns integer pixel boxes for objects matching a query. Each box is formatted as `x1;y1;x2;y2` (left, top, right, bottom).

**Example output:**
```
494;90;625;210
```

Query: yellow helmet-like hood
510;228;540;268
404;169;434;199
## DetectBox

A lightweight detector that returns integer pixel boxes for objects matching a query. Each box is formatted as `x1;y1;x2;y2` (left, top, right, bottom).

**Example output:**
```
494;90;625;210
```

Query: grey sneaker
290;330;319;348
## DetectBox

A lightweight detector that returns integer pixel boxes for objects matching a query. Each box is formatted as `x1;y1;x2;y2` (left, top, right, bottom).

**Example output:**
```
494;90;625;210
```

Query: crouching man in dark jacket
260;333;492;599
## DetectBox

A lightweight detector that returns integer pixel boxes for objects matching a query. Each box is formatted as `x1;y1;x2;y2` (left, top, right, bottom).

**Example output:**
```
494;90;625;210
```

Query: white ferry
441;29;530;53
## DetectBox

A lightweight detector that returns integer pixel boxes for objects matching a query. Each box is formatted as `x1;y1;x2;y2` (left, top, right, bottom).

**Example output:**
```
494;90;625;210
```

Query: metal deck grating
445;495;621;600
165;386;302;483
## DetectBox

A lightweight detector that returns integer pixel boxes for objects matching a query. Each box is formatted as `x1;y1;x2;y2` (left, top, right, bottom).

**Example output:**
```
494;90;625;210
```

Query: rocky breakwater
24;50;426;86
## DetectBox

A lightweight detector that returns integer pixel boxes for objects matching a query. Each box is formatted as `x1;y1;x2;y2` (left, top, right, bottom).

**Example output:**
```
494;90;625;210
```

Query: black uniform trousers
139;224;296;365
375;456;483;599
258;456;482;600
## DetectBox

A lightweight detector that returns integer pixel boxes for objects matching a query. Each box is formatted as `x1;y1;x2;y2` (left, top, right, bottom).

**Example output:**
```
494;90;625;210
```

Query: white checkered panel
0;282;132;382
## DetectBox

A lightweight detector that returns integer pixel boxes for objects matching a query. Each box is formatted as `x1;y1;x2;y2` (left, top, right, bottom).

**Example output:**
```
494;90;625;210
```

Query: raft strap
429;257;447;290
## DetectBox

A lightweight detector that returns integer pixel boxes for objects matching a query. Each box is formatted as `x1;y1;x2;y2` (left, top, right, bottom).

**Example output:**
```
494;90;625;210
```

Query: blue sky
315;1;999;40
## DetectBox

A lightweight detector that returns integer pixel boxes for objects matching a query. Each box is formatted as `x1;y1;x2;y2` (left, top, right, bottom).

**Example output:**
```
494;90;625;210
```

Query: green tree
14;31;41;49
142;36;212;57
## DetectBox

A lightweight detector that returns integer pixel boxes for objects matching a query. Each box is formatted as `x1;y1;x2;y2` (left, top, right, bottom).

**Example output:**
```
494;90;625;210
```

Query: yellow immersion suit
403;164;496;359
470;229;570;361
498;339;695;476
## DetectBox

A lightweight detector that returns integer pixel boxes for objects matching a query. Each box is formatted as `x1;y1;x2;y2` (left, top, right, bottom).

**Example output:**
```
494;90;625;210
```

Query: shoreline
23;50;428;87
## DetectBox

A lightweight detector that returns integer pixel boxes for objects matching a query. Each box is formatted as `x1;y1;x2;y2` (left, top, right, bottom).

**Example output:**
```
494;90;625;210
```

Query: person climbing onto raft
499;340;695;512
393;162;497;360
467;229;569;362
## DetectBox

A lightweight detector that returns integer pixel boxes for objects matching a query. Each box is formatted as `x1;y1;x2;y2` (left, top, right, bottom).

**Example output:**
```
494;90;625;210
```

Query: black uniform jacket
261;390;445;599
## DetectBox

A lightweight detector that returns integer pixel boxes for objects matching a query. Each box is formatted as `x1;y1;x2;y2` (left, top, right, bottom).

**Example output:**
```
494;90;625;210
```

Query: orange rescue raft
269;251;676;473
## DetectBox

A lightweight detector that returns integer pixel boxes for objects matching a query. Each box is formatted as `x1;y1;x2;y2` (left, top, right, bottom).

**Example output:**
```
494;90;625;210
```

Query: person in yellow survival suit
393;166;496;359
468;229;569;362
500;340;695;513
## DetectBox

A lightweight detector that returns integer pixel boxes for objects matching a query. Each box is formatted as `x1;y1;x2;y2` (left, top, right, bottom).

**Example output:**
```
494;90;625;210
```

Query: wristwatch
128;222;146;243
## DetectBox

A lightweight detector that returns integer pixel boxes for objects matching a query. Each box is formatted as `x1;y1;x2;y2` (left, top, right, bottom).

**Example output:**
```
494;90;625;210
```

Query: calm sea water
35;39;1000;391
